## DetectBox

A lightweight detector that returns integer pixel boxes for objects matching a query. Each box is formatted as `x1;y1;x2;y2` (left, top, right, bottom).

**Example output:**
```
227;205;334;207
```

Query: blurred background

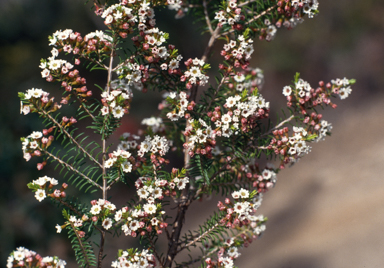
1;0;384;267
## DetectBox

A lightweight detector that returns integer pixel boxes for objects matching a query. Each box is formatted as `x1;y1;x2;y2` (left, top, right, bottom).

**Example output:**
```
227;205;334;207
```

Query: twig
44;150;102;190
218;4;278;38
203;0;214;35
148;235;165;268
69;222;94;267
177;223;219;254
41;109;102;168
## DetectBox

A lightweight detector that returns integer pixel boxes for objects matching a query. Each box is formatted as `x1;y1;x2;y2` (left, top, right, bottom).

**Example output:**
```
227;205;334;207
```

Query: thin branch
148;235;165;268
218;4;278;38
41;109;102;168
205;74;228;112
82;54;108;70
97;230;105;268
177;222;219;254
102;46;115;200
237;0;259;8
69;222;93;267
44;150;102;190
203;0;214;35
57;198;103;233
105;169;121;190
77;99;96;121
271;114;295;131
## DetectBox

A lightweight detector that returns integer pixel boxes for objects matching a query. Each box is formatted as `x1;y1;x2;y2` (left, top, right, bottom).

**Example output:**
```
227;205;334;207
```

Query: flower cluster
290;0;319;18
117;132;141;151
257;1;319;41
21;131;54;166
141;117;165;133
101;83;133;119
166;91;195;121
283;77;354;114
331;77;353;99
204;213;267;268
138;135;170;159
166;0;187;19
219;67;264;94
27;176;68;203
116;203;167;237
218;188;265;229
212;91;270;137
221;34;254;64
49;28;112;57
182;58;210;89
117;62;148;92
111;249;156;268
183;118;216;157
7;247;66;268
214;0;244;27
104;149;134;173
40;43;93;99
89;199;117;230
19;88;62;115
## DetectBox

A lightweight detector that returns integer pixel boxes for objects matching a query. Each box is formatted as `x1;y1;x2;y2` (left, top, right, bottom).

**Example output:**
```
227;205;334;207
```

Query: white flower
152;187;163;199
102;218;113;230
101;106;109;115
112;106;125;118
339;86;352;100
13;250;25;261
137;188;149;199
169;92;177;99
233;201;249;214
234;73;245;82
121;161;132;173
90;205;102;215
143;203;157;214
35;189;46;202
221;114;232;124
48;59;62;70
227;247;241;258
55;224;62;233
42;256;53;263
225;96;237;108
232;191;240;199
41;69;50;78
105;15;114;24
105;202;116;211
261;169;272;179
115;210;123;221
238;188;249;199
151;217;159;226
129;220;140;231
104;158;115;168
282;86;292;96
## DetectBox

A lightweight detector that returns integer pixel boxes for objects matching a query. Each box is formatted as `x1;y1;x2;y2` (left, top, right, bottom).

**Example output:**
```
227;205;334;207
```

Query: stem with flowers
11;1;354;268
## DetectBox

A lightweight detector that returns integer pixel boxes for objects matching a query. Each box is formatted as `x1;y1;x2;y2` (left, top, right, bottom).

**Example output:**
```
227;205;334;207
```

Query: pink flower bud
122;23;129;29
78;231;85;238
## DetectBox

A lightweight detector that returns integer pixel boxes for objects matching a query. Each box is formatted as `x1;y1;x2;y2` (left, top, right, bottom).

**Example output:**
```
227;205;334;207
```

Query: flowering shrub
12;0;355;267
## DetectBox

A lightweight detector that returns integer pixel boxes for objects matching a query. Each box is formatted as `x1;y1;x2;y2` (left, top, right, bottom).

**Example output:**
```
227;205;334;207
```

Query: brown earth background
0;0;383;267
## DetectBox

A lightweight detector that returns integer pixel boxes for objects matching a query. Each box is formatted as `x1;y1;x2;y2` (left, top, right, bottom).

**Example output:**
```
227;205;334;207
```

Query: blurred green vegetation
1;0;383;265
